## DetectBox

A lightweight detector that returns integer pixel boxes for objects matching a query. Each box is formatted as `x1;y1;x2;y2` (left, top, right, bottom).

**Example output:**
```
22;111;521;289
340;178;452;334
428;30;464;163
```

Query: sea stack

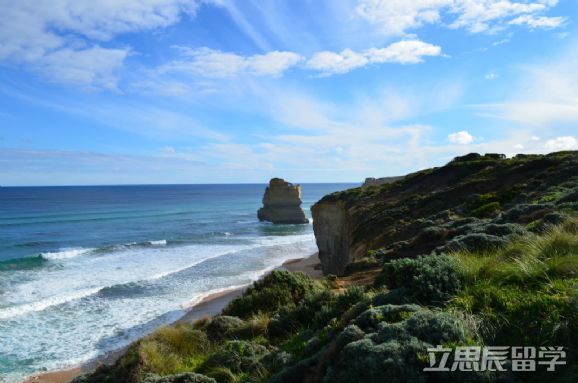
258;178;309;224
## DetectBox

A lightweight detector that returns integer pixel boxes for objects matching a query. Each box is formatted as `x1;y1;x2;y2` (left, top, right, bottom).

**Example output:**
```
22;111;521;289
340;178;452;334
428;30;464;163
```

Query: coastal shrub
479;223;526;237
403;310;469;345
136;325;212;376
353;304;421;331
324;309;475;383
498;203;554;223
139;373;216;383
200;340;269;376
558;188;578;203
471;201;501;218
375;255;463;304
371;288;410;306
440;233;509;253
268;286;371;341
223;271;323;319
467;193;498;211
202;316;245;341
232;313;270;340
334;286;368;312
151;324;211;356
268;290;337;339
203;368;238;383
412;226;449;245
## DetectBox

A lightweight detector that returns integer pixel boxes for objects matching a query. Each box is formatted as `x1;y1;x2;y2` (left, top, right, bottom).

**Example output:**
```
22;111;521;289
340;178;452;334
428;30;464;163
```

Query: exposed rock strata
258;178;308;224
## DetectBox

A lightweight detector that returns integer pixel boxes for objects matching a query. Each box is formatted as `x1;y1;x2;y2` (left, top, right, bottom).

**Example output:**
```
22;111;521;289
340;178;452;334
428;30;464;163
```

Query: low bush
471;201;501;218
440;233;509;253
200;340;270;378
223;271;324;319
375;255;463;305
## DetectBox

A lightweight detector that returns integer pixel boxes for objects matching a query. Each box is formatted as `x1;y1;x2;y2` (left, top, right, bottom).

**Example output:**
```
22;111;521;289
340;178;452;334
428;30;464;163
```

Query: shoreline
23;253;321;383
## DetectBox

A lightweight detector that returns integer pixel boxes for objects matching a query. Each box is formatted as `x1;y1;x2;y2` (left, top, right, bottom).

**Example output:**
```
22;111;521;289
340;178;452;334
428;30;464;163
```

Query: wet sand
24;253;321;383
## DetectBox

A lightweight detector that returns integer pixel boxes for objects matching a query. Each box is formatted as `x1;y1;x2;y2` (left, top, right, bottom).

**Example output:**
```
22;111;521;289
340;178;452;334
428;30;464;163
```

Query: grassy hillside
75;152;578;383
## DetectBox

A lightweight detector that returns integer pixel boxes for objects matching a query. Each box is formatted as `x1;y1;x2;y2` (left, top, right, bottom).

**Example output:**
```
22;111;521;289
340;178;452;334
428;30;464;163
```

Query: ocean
0;183;355;382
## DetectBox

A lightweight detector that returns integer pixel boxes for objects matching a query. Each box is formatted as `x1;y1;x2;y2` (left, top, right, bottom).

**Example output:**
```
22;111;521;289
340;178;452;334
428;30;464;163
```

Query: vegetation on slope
75;152;578;383
316;151;578;262
75;218;578;383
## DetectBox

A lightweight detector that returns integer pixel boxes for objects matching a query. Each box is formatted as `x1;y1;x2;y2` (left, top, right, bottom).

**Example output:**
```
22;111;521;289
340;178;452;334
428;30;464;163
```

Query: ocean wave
0;288;101;320
1;234;315;319
39;239;167;261
40;248;96;260
0;256;46;272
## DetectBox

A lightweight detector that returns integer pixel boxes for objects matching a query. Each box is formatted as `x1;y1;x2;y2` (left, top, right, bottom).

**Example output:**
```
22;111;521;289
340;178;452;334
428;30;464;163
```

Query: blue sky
1;0;577;186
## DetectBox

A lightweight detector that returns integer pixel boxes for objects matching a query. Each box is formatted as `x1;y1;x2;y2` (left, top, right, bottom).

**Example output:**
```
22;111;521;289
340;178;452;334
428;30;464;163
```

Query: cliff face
312;151;578;275
258;178;308;224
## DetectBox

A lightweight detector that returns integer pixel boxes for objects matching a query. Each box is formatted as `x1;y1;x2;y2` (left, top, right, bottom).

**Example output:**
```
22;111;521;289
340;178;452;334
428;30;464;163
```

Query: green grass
137;324;213;376
449;218;578;349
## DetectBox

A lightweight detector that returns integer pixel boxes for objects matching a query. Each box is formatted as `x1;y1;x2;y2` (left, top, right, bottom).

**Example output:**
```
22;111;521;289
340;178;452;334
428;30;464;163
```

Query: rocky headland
312;151;578;275
257;178;308;224
70;151;578;383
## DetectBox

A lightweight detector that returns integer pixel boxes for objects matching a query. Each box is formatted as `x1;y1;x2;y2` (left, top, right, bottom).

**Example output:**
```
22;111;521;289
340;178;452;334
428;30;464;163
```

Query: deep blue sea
0;183;355;382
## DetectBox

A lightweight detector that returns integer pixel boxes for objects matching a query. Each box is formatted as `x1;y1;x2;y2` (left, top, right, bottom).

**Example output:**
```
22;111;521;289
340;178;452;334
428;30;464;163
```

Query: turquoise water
0;184;355;382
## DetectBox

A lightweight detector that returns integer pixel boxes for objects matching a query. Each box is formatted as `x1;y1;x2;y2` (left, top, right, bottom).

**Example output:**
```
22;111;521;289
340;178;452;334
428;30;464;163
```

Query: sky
1;0;577;186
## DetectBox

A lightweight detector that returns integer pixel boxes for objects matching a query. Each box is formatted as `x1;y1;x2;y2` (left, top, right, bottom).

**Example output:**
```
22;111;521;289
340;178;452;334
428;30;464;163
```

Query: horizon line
0;181;364;188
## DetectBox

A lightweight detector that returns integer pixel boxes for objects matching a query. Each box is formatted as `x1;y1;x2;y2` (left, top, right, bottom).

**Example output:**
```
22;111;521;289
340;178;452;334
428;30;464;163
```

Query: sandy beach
24;253;321;383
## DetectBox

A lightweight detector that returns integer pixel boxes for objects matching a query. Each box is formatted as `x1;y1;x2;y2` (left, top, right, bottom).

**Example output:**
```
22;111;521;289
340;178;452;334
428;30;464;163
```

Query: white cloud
448;130;475;144
307;40;441;75
34;47;129;90
247;51;304;76
163;47;302;78
0;0;201;88
544;136;577;150
485;72;499;80
307;49;369;75
164;40;440;79
356;0;564;35
367;40;442;64
509;15;565;28
356;0;451;36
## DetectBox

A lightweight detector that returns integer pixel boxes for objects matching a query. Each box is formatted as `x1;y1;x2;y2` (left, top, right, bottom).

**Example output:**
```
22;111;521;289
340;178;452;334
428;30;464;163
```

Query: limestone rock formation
258;178;309;224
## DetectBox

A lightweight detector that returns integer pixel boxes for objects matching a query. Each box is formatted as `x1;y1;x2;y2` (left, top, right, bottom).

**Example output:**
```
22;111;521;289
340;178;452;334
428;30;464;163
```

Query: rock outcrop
258;178;308;224
312;151;578;276
362;176;402;188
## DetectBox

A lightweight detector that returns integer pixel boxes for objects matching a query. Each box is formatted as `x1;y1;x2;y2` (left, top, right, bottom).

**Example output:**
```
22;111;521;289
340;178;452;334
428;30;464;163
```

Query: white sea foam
40;248;95;260
149;239;167;246
0;233;318;382
0;287;102;320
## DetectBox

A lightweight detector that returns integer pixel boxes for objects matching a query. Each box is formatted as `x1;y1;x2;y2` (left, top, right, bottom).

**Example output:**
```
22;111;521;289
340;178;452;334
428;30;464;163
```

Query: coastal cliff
72;151;578;383
258;178;308;224
312;151;578;275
